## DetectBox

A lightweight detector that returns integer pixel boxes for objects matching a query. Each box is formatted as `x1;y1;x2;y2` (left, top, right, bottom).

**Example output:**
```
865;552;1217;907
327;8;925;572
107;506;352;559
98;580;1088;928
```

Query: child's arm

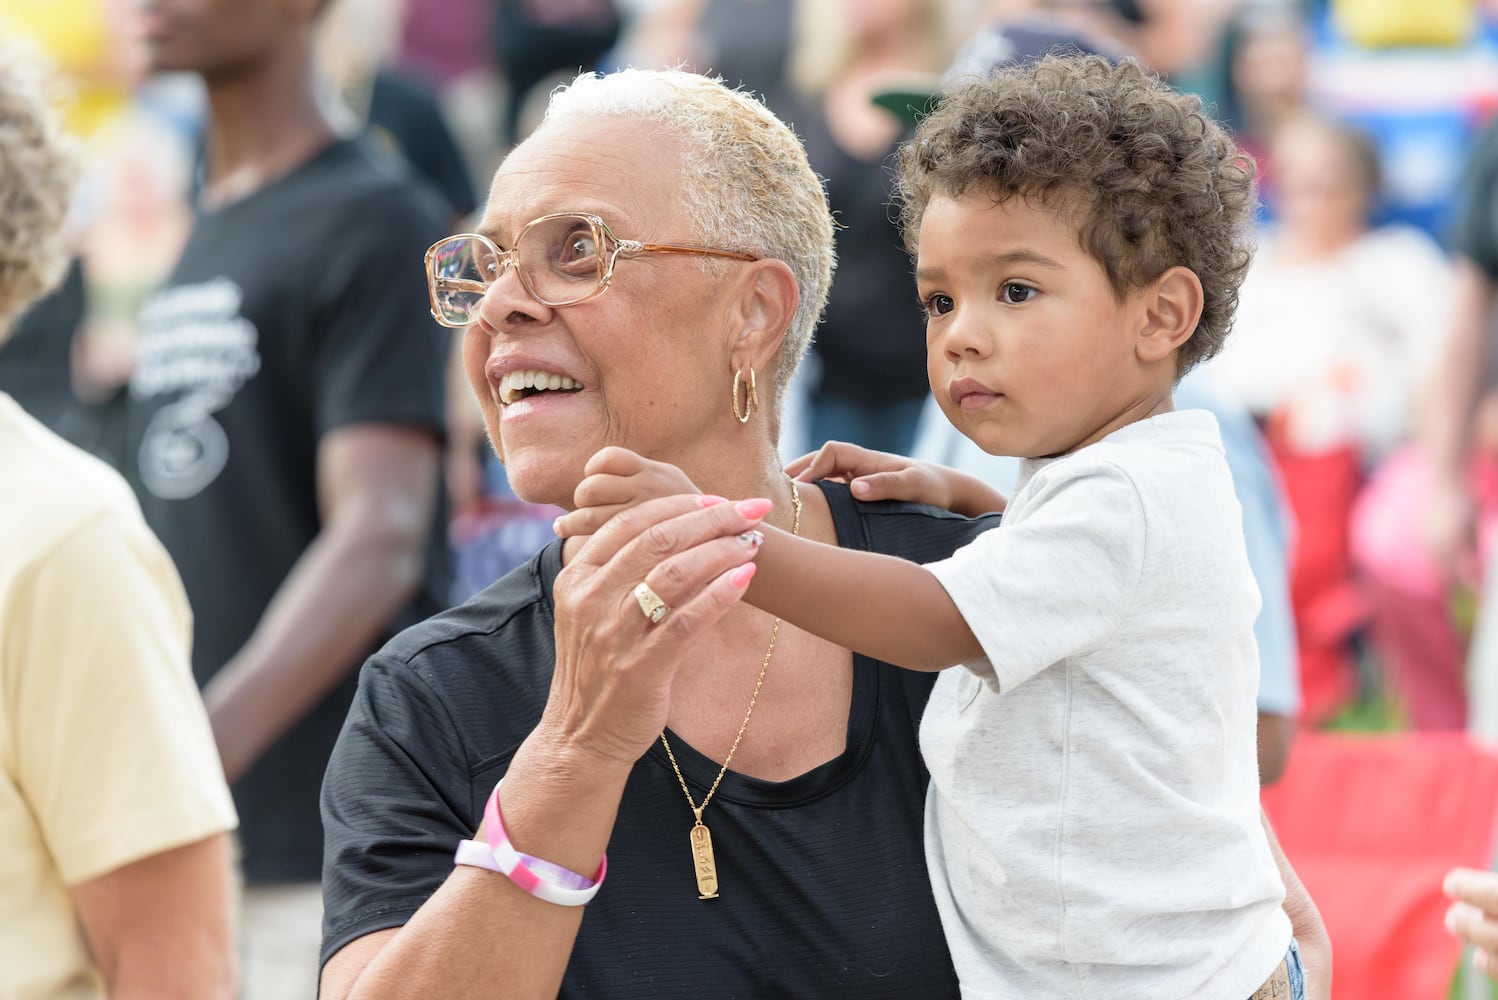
786;441;1007;517
556;447;983;671
747;521;981;671
560;446;708;525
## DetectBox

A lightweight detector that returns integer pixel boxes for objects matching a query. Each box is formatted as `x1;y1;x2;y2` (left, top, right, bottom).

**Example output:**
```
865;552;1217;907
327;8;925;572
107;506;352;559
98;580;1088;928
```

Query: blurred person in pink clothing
1208;113;1454;725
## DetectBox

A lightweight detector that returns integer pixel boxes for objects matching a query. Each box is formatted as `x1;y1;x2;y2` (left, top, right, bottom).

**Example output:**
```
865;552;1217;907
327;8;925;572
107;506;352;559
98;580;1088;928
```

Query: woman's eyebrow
471;219;508;245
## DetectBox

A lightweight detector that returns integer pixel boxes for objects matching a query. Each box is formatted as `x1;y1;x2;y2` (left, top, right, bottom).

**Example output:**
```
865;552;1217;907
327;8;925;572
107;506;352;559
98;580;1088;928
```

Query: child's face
916;191;1154;459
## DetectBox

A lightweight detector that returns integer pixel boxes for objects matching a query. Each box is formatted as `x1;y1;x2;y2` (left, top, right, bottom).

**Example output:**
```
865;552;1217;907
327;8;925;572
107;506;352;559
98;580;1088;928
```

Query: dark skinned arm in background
202;423;440;783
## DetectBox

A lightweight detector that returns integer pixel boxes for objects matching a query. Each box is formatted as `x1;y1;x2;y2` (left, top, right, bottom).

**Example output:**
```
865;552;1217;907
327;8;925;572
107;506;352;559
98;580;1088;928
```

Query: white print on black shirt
130;278;262;500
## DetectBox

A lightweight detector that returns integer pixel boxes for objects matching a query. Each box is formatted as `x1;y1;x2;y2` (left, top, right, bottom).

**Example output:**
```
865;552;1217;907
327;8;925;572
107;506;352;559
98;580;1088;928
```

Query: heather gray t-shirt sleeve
925;460;1145;693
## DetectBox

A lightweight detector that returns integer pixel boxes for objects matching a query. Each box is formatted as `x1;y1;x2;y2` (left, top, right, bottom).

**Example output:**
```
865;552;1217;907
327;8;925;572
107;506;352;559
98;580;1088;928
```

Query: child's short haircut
896;54;1256;375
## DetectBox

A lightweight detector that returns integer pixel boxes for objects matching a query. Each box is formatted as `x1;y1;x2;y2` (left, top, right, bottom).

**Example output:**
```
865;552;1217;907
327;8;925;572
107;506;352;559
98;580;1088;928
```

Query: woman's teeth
499;370;581;405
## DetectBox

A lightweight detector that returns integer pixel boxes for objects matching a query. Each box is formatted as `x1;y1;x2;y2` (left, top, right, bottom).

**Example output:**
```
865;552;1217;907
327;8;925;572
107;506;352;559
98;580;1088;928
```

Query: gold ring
632;581;670;624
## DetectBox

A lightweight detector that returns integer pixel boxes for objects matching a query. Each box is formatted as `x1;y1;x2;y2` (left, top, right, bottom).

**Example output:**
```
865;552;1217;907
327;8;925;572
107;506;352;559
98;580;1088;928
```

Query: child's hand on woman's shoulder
786;441;1006;519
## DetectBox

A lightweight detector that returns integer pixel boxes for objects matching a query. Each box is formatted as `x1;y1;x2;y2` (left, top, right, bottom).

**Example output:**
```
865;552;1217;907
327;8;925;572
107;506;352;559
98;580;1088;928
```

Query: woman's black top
321;482;999;998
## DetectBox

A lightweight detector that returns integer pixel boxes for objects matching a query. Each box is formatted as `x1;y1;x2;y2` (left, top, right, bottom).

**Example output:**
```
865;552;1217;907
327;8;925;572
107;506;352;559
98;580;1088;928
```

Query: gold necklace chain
660;478;801;900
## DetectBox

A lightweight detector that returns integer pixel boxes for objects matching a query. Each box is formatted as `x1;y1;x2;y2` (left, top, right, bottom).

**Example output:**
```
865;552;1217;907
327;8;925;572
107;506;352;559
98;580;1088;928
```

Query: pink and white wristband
453;779;607;906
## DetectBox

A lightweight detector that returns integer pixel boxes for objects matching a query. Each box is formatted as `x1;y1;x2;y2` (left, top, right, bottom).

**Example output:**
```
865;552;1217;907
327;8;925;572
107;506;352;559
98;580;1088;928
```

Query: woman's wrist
504;717;633;792
529;703;655;779
456;780;608;905
491;727;633;873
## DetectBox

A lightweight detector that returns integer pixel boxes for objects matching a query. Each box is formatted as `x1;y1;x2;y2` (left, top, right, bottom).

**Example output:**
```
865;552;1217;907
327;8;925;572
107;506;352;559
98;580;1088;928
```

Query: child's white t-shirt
922;409;1290;1000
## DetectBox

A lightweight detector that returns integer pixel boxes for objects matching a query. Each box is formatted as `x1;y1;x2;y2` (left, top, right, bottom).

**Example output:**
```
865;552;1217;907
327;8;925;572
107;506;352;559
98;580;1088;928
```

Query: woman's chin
499;453;584;509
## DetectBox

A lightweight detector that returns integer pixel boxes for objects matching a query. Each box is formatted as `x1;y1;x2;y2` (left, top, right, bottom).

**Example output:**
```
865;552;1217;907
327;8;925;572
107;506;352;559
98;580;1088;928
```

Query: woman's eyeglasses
424;212;758;327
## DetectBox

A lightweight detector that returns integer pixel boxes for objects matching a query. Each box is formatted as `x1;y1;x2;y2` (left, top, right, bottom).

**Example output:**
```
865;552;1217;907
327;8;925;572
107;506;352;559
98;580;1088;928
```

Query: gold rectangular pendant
689;822;719;899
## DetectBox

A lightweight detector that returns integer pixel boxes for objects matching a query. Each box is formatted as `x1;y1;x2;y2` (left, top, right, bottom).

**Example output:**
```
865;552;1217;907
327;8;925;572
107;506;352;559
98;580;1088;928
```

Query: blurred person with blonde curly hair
0;36;238;1000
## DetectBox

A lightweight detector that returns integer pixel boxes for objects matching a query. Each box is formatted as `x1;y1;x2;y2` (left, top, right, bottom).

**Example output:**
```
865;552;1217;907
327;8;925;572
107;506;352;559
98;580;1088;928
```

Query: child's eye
1001;283;1036;304
922;293;955;317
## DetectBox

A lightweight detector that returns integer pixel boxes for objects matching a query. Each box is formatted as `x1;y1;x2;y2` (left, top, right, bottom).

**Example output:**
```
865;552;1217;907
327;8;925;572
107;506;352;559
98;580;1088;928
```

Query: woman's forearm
325;730;631;1000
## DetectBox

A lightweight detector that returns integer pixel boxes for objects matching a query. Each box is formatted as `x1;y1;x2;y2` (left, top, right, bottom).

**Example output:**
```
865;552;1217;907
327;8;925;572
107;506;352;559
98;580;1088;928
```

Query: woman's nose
475;253;551;328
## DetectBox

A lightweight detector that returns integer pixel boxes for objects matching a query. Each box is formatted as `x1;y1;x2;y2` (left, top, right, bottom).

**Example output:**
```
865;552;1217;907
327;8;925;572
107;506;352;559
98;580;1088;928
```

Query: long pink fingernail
729;563;758;588
735;497;772;518
698;494;728;507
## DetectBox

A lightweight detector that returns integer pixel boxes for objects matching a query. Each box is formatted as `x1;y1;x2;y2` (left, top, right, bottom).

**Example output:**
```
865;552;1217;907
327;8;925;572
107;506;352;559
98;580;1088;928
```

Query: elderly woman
319;68;1327;998
318;67;989;998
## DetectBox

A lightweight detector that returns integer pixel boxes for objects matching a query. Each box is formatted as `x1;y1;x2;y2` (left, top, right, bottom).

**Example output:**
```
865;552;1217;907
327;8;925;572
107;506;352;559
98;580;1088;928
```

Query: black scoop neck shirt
321;482;999;998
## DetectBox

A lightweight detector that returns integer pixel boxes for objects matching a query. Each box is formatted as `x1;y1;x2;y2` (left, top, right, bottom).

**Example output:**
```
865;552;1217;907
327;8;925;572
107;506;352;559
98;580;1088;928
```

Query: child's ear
1135;266;1204;365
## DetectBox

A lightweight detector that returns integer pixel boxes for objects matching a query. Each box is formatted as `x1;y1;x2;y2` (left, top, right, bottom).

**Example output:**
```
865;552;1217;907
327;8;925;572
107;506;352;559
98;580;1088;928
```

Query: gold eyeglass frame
424;211;759;327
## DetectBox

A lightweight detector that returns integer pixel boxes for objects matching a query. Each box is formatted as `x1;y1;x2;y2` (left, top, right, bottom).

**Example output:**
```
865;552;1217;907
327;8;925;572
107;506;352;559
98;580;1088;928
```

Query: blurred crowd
7;0;1498;994
14;0;1498;731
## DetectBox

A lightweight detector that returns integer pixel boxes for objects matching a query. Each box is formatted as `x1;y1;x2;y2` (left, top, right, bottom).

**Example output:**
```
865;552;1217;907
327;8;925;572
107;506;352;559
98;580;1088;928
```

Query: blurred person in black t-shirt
619;0;797;116
0;258;88;440
315;0;477;222
129;0;451;995
493;0;620;146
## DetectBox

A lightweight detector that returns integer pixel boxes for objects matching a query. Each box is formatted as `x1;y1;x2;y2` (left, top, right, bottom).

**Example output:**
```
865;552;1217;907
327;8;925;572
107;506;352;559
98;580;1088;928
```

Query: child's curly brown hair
896;54;1256;375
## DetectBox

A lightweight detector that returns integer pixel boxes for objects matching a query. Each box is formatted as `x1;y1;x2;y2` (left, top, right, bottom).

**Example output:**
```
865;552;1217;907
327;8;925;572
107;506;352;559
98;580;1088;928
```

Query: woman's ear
731;258;800;372
1136;266;1204;365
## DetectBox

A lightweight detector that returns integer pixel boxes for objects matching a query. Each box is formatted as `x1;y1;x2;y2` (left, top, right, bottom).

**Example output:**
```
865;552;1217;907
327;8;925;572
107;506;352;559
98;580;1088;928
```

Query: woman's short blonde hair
540;69;836;421
0;37;78;342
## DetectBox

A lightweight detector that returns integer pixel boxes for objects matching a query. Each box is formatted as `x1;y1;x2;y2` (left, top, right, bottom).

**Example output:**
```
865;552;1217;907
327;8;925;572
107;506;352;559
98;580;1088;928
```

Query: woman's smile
496;386;586;421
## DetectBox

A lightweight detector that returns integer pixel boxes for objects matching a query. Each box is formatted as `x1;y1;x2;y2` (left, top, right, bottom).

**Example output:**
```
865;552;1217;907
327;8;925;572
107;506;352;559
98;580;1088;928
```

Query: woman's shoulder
821;480;1002;563
364;543;561;729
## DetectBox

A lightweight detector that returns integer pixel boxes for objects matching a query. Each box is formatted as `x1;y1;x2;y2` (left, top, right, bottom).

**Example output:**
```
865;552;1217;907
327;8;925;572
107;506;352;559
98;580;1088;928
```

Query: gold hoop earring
732;366;758;424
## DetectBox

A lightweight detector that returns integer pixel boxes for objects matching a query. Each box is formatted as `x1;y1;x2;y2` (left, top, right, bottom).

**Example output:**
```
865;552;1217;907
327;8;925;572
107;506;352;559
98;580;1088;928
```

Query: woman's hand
543;492;771;768
786;441;1006;517
553;446;704;539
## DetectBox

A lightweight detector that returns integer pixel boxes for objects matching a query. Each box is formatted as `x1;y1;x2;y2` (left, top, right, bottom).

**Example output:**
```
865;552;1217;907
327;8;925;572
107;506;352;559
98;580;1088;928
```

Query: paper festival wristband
452;779;607;906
